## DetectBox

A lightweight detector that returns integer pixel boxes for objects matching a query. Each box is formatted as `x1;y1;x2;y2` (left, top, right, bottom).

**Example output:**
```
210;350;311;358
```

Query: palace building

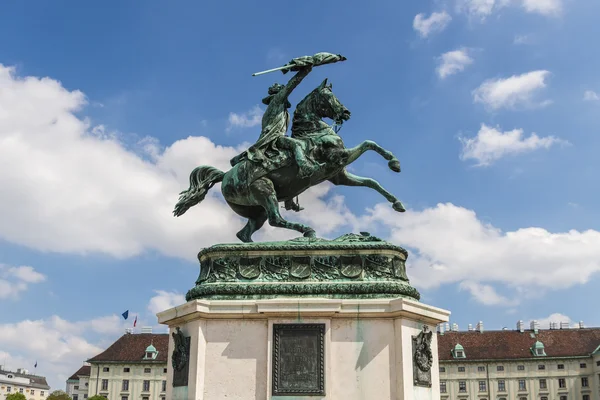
438;321;600;400
0;366;50;399
66;364;91;400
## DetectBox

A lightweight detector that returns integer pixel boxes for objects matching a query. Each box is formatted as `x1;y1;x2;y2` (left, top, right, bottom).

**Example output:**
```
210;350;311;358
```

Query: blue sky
1;0;600;390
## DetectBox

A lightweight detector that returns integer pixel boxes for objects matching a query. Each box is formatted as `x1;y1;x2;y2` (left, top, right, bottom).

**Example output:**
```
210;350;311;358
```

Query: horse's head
312;78;351;125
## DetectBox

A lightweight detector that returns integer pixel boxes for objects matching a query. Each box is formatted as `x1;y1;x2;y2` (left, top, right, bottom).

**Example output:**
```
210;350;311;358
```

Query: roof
87;333;169;363
68;365;91;380
438;328;600;361
0;369;50;389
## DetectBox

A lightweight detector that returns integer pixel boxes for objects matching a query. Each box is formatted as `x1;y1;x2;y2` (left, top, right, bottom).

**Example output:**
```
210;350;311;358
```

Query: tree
46;390;72;400
88;396;107;400
6;393;27;400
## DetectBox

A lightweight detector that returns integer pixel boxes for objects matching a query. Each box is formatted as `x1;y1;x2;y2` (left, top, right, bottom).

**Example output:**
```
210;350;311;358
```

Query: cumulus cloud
459;281;518;306
413;11;452;38
148;290;186;315
0;64;358;261
367;202;600;304
459;123;567;166
583;90;599;101
531;313;574;329
473;70;551;110
226;105;263;131
0;264;46;299
457;0;562;19
436;48;474;79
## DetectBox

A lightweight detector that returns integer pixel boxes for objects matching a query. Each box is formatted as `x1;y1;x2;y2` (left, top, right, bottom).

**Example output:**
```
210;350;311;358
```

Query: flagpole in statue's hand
252;52;347;76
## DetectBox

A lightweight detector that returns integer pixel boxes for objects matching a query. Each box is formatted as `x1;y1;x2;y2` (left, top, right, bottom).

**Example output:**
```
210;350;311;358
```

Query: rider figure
229;64;319;212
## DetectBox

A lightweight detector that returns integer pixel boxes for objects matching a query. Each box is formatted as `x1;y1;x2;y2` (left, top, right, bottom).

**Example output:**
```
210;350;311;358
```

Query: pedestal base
158;297;450;400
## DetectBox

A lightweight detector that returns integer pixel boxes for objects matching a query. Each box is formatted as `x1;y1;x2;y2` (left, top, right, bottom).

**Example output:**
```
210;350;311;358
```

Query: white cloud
0;64;357;261
0;264;46;299
436;48;474;79
459;123;566;166
514;34;534;45
457;0;561;19
583;90;599;101
521;0;562;16
472;70;551;110
531;313;574;329
413;11;452;38
368;202;600;304
226;105;263;131
459;280;517;305
148;290;186;315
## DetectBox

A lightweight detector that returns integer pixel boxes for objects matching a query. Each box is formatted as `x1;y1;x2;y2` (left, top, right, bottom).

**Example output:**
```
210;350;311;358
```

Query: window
538;364;545;370
440;381;447;393
7;387;11;393
7;374;13;378
459;381;466;392
479;381;487;391
498;380;506;391
439;366;446;373
558;364;565;369
541;397;548;400
497;365;504;371
41;391;44;396
19;388;23;393
539;378;547;389
30;390;35;395
518;365;525;370
520;398;527;400
162;380;166;392
580;363;587;368
144;368;151;373
101;379;108;390
597;361;600;366
456;350;464;357
85;383;88;387
163;368;167;373
143;380;150;391
519;379;526;391
121;397;128;400
123;367;130;373
560;397;567;400
458;366;465;372
122;380;129;391
478;366;486;372
582;377;589;387
84;396;87;399
452;344;466;358
73;396;78;400
103;367;109;372
142;397;149;400
583;395;590;400
74;385;79;390
558;378;566;388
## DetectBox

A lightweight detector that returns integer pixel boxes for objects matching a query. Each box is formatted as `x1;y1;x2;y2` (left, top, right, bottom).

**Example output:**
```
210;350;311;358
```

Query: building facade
66;364;91;400
438;321;600;400
0;367;50;399
85;328;168;400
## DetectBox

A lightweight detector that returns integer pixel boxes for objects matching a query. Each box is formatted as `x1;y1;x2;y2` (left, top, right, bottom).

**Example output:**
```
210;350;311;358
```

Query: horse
173;78;406;242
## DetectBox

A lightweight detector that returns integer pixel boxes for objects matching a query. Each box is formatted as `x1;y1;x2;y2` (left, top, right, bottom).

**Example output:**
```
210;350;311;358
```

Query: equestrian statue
173;52;405;242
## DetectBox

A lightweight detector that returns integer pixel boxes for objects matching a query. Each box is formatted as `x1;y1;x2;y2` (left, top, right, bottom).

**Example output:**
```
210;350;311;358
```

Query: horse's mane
291;87;330;139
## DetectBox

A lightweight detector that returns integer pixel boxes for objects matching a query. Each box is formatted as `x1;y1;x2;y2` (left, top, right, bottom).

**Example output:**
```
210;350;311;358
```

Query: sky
1;0;600;391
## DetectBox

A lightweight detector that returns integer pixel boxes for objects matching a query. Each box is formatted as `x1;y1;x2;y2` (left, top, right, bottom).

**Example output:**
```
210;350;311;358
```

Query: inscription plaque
272;324;325;396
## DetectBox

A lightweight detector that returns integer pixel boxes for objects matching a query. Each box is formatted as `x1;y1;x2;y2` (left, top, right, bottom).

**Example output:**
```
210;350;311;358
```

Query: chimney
452;323;459;332
125;328;133;334
560;322;569;330
549;322;556;330
468;324;473;331
502;327;508;331
579;321;585;329
476;321;484;333
445;323;450;332
438;324;445;335
530;320;539;334
141;326;153;334
517;320;524;332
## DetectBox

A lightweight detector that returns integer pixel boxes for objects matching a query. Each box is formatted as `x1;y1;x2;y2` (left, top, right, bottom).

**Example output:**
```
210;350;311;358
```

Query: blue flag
34;361;37;368
122;310;129;320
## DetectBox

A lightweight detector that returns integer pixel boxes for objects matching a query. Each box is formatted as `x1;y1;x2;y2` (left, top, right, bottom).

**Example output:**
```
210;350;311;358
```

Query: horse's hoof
388;159;401;173
392;201;406;212
303;229;317;238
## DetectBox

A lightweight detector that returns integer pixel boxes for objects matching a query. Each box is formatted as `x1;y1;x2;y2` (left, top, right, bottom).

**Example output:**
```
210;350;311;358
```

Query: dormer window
531;340;547;356
7;374;13;378
452;343;466;359
143;344;158;360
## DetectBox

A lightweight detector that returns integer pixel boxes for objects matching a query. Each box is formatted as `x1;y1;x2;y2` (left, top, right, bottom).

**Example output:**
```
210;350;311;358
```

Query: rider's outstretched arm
277;65;313;101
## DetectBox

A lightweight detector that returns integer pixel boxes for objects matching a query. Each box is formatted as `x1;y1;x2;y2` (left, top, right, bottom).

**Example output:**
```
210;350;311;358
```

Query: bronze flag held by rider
174;52;405;243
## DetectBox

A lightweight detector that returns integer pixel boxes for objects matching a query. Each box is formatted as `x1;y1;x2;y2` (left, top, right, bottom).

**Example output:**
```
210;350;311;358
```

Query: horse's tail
173;165;225;217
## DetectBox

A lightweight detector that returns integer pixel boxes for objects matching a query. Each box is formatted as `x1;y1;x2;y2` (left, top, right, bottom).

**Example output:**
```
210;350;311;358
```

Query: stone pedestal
157;233;450;399
157;297;449;400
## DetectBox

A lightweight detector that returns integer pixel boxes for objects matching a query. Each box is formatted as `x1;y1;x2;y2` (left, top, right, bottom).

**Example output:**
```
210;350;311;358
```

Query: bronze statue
174;52;405;242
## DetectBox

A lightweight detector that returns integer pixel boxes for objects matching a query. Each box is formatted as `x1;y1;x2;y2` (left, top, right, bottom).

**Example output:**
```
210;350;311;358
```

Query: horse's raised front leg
344;140;401;173
329;170;405;212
